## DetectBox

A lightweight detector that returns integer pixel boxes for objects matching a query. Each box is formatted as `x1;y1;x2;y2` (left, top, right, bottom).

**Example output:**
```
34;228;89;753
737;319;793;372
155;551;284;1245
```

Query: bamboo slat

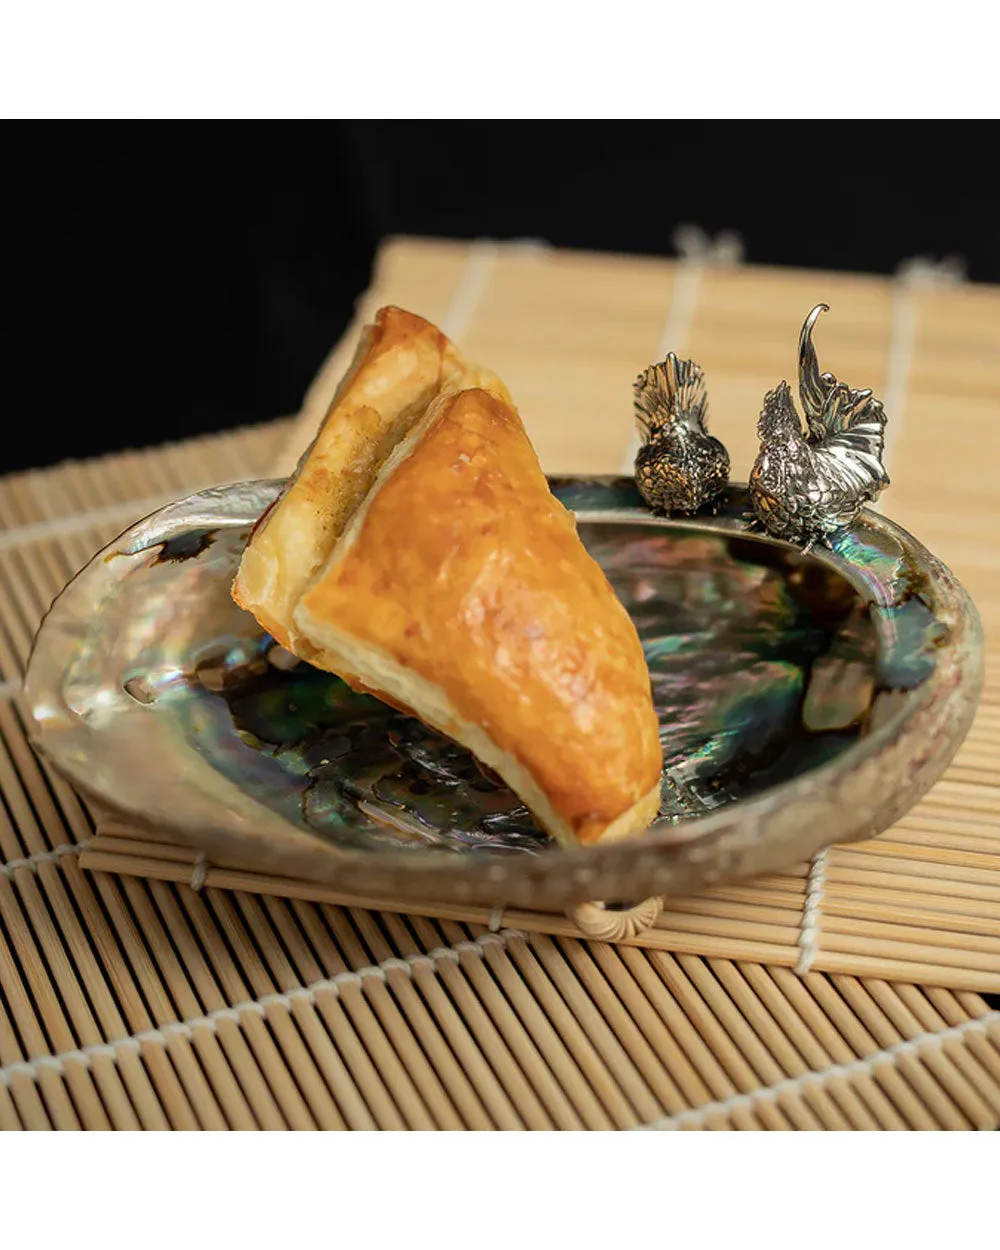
2;236;999;1129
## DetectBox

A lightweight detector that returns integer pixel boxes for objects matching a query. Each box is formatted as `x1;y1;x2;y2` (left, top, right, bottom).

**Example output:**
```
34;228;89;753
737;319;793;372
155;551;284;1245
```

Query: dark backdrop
7;122;998;473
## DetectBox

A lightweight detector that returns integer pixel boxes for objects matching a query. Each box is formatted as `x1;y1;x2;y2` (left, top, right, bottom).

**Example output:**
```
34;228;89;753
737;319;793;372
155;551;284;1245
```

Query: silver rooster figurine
633;353;730;515
749;304;890;550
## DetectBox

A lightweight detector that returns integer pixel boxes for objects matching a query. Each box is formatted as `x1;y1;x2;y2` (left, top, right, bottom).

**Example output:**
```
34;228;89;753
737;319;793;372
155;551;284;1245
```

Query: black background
7;122;998;473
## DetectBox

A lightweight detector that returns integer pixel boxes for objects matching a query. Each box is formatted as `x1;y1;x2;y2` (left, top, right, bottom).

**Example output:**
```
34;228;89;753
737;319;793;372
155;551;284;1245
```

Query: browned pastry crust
232;308;662;846
232;306;510;650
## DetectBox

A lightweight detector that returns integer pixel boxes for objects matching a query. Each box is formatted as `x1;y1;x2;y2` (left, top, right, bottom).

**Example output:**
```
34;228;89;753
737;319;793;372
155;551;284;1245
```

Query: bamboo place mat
1;235;999;1130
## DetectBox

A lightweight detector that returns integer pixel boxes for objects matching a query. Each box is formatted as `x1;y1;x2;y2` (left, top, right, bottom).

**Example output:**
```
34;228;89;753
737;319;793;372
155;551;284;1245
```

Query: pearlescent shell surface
24;479;982;909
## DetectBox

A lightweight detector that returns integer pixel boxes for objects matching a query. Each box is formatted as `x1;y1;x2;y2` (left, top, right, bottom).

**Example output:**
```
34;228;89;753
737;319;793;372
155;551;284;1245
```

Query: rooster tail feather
797;303;831;437
799;303;889;437
633;353;709;440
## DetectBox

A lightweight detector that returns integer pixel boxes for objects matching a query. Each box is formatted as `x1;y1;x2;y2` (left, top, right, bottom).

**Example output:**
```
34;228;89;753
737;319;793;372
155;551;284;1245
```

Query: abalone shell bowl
24;478;982;912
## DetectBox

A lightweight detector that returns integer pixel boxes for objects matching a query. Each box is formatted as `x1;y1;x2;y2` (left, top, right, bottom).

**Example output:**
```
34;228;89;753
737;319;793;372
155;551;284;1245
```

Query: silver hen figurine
633;353;730;515
749;304;890;550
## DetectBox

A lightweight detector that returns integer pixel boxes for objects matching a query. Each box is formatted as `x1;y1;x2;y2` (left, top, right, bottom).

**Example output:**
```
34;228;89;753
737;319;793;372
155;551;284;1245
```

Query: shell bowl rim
23;477;984;911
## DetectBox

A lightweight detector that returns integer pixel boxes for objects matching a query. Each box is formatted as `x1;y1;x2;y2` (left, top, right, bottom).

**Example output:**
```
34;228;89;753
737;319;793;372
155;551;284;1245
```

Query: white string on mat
189;853;209;892
794;849;827;976
0;927;528;1088
633;1009;1000;1131
439;237;499;341
0;490;180;551
0;840;90;878
620;225;744;475
440;236;551;344
877;253;966;488
27;471;103;527
0;470;254;552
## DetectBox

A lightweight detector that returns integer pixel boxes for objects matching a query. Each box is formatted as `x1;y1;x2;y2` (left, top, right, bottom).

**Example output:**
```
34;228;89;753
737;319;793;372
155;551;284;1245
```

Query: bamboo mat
2;235;999;1129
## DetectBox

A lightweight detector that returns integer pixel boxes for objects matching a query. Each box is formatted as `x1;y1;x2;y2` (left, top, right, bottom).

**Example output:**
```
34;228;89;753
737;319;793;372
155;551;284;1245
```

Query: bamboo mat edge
81;812;1000;995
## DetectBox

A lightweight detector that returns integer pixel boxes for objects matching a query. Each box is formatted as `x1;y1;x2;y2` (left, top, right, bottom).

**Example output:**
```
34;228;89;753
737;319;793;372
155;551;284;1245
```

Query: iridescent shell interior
26;476;981;911
187;522;879;857
27;474;951;869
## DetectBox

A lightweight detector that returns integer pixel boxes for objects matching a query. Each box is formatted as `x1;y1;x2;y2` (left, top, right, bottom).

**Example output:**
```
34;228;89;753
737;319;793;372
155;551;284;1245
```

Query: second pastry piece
233;305;507;653
294;384;663;848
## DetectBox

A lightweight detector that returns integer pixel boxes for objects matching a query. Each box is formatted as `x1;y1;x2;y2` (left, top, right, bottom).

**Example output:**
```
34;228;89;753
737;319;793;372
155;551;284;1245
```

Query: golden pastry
233;305;508;651
233;307;662;846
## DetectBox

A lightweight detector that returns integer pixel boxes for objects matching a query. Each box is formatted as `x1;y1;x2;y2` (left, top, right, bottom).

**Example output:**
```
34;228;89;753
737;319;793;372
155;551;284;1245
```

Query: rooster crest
749;304;890;549
633;353;730;516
